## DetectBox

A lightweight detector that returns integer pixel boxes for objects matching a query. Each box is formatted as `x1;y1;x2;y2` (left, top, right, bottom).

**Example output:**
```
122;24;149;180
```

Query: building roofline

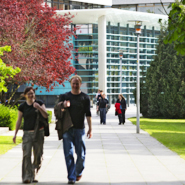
71;0;112;6
56;8;168;29
112;0;175;5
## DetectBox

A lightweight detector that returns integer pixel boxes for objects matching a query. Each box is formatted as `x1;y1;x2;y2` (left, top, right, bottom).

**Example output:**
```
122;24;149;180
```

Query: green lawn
0;136;22;155
128;118;185;160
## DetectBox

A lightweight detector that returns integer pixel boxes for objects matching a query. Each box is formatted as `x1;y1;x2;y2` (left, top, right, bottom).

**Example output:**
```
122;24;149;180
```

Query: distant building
19;0;172;106
112;0;174;14
44;0;112;9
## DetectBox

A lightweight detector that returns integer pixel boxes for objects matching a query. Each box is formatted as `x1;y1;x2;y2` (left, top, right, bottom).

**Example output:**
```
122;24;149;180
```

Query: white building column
98;15;107;94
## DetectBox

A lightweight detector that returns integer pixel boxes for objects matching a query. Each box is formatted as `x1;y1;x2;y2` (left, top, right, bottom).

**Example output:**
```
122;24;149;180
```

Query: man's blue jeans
100;108;106;124
63;127;86;181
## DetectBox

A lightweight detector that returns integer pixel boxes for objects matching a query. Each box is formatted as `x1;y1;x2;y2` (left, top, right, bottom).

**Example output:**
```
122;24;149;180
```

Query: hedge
0;104;18;130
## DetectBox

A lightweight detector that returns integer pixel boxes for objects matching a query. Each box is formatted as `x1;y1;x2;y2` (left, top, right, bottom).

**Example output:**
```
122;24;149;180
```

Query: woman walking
115;102;123;125
116;94;126;124
13;87;48;184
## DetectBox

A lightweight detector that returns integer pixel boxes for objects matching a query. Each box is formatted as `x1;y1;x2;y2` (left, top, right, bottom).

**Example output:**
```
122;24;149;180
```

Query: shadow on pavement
1;181;184;185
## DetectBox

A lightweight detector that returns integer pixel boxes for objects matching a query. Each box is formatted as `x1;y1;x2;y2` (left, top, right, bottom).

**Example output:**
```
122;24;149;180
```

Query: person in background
97;93;109;125
13;86;48;184
96;90;103;116
105;95;110;114
95;89;100;115
115;101;123;125
5;99;8;106
116;94;127;124
97;90;103;102
95;89;100;100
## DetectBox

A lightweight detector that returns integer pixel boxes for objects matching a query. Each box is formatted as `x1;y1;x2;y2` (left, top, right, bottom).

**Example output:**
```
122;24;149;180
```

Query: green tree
164;0;185;55
0;46;21;102
140;26;185;118
133;66;148;117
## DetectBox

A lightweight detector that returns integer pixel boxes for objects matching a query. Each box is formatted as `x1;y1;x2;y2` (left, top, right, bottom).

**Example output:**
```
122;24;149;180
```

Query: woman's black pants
121;109;125;124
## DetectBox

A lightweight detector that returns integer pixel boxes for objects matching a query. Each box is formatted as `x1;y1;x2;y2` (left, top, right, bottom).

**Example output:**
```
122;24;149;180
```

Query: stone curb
0;127;9;135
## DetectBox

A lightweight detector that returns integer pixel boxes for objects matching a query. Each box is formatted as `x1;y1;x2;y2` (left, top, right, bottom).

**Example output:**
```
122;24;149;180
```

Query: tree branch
8;85;20;104
160;0;169;16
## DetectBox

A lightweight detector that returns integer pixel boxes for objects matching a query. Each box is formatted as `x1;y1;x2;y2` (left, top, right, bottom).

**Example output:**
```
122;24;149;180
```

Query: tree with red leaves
0;0;76;103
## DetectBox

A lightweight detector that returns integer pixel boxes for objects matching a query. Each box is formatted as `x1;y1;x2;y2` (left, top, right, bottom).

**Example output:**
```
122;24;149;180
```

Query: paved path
0;107;185;185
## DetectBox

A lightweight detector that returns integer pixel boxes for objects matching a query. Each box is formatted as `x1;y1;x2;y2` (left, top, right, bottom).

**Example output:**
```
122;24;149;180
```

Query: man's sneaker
23;180;31;184
76;175;82;181
68;180;75;184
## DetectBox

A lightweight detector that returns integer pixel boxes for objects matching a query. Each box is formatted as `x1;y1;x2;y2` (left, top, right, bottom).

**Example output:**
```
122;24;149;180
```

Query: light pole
119;50;123;95
119;49;127;95
128;20;148;134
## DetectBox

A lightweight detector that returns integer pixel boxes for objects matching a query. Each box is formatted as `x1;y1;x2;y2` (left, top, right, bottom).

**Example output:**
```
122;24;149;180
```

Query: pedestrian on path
95;89;100;100
96;90;103;116
97;90;103;102
116;94;126;124
58;75;92;184
13;86;48;184
97;93;109;125
115;102;123;125
95;89;100;115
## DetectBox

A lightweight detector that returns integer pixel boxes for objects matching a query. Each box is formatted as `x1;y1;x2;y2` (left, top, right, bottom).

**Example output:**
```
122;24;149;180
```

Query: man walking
97;93;109;125
96;90;103;115
59;75;92;184
97;90;103;102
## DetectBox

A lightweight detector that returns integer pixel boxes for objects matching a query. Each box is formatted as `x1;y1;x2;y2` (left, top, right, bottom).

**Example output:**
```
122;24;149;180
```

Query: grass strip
0;136;22;155
128;118;185;160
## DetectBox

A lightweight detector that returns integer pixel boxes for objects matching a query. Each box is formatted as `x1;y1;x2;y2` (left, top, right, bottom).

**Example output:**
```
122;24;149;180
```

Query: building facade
33;0;170;107
112;0;174;14
44;0;112;10
44;0;174;14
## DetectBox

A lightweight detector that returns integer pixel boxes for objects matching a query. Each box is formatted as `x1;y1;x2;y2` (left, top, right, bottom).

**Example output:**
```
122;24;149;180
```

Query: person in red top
115;102;123;125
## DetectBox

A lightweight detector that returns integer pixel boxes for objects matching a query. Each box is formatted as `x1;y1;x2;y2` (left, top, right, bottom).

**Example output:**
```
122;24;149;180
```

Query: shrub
47;110;52;123
0;104;18;130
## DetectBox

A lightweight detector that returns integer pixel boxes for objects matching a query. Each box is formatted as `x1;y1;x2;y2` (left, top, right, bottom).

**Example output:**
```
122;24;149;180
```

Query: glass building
52;8;167;106
44;0;174;14
32;1;169;107
71;23;159;104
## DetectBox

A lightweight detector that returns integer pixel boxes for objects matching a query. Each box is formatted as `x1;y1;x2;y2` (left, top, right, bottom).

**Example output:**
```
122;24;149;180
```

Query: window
138;4;154;13
120;28;127;35
147;30;153;37
112;5;136;11
155;3;171;14
53;1;59;9
137;3;171;14
130;43;136;47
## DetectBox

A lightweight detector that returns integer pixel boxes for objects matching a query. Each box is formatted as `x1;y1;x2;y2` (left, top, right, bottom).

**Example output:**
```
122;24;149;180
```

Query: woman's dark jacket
116;98;126;109
54;101;73;140
34;110;49;141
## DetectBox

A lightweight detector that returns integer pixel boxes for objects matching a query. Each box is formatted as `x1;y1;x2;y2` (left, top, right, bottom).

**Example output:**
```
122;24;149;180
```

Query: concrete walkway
0;107;185;185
